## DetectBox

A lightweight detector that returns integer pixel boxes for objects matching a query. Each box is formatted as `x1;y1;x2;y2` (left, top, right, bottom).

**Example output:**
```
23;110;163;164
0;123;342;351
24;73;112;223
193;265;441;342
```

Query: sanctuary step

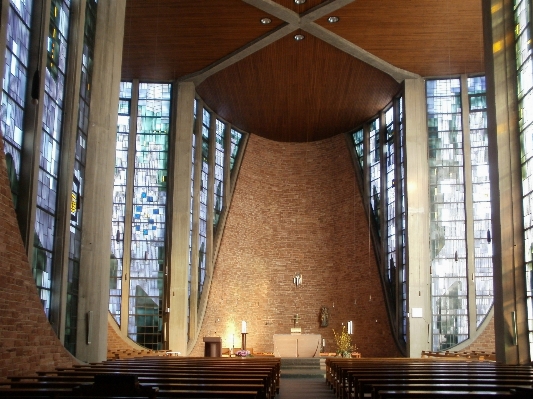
280;357;326;379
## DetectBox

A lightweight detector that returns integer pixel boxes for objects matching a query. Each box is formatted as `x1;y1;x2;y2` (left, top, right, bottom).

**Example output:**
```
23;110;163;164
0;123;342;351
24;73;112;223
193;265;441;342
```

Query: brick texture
461;316;495;353
0;137;76;380
189;134;402;357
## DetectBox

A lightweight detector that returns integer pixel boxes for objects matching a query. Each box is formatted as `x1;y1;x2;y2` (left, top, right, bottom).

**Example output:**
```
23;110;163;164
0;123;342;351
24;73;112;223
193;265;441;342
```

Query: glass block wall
64;0;98;354
1;0;33;207
33;0;71;318
515;0;533;358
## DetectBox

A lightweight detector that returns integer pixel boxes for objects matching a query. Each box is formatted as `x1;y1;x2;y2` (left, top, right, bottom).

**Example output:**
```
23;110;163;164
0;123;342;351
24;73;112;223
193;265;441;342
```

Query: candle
322;339;325;347
242;320;247;334
232;334;235;348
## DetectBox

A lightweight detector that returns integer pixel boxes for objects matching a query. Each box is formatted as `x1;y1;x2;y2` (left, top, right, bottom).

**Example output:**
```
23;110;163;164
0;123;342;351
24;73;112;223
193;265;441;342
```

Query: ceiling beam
182;0;419;85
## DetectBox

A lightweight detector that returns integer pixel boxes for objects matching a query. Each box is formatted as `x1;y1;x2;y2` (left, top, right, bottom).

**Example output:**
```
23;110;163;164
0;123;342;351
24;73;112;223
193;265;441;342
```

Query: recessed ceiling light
260;17;272;24
294;0;306;4
327;16;339;23
294;34;305;41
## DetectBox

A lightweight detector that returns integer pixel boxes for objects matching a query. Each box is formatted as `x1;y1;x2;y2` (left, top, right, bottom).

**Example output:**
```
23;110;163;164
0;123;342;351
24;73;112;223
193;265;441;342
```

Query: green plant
333;325;355;357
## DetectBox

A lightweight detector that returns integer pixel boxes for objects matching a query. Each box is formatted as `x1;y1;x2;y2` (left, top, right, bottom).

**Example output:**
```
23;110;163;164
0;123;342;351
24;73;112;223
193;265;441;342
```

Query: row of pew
0;356;281;398
325;357;533;399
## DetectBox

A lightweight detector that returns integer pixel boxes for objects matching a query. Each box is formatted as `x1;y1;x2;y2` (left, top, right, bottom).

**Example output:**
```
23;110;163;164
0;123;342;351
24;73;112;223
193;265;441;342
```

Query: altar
273;334;321;358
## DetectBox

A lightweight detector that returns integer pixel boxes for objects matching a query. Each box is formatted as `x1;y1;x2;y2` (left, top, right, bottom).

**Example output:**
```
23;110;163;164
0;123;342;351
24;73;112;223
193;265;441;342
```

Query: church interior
0;0;532;386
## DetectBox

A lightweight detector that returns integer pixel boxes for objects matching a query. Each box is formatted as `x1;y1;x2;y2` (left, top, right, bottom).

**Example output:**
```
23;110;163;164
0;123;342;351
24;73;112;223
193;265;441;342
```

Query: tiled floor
277;377;336;398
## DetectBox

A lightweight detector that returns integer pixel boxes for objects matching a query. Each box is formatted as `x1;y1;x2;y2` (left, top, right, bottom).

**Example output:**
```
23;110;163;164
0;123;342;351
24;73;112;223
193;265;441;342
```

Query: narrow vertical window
369;118;381;234
230;128;243;171
427;78;468;350
188;98;197;340
198;108;210;301
110;82;132;325
214;119;225;229
397;96;408;342
467;76;494;326
515;0;533;357
1;0;33;207
128;83;170;349
351;127;364;173
385;107;396;297
64;0;98;354
33;0;71;318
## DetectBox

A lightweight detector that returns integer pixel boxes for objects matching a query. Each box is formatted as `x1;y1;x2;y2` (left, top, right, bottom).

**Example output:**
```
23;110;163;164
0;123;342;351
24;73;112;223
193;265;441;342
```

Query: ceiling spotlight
327;16;339;23
294;0;306;4
260;17;272;24
294;34;305;41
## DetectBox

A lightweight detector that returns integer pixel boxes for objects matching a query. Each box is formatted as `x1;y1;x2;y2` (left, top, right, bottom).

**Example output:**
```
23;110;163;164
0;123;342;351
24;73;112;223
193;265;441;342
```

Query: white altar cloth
273;334;321;357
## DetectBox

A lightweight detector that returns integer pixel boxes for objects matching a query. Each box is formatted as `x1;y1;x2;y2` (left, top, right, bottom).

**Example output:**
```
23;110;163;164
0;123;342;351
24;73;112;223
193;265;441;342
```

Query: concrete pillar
404;78;432;358
168;82;195;354
482;0;530;364
76;0;126;363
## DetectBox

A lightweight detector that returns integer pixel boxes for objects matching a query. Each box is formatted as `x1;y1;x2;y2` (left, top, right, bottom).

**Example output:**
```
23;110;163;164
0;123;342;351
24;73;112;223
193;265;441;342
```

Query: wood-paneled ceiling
122;0;484;142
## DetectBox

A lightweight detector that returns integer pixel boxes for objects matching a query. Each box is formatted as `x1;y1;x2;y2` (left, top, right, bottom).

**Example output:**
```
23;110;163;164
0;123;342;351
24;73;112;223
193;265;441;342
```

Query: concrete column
482;0;530;364
168;82;195;354
76;0;125;363
404;78;431;358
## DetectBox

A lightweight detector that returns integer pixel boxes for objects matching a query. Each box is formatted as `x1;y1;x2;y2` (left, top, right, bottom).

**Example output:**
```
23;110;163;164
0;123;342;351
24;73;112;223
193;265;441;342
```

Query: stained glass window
33;0;71;318
110;82;132;326
188;98;197;341
214;119;225;229
127;83;170;349
64;0;98;355
369;118;381;233
198;108;210;302
385;107;396;291
230;128;243;171
515;0;533;358
467;76;494;327
352;128;364;173
427;78;469;350
1;0;33;207
397;96;408;342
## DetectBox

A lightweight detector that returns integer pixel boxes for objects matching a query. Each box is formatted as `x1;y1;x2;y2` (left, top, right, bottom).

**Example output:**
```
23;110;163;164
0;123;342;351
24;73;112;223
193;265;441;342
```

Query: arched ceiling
122;0;484;142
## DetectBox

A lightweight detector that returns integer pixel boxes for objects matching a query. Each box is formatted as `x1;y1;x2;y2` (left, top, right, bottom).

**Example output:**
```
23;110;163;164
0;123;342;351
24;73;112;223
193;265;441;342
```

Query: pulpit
273;334;321;357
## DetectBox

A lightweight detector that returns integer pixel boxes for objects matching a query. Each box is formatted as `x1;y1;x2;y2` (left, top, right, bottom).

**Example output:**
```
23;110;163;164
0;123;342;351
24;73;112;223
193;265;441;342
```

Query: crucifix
292;313;300;327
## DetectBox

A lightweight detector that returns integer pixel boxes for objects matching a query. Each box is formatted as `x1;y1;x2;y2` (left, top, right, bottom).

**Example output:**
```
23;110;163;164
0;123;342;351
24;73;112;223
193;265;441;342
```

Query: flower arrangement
333;325;355;358
235;349;251;357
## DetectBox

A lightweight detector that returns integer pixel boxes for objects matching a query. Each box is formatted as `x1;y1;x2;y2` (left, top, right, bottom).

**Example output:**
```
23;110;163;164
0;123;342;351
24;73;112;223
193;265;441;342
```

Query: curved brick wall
190;134;402;357
0;138;76;379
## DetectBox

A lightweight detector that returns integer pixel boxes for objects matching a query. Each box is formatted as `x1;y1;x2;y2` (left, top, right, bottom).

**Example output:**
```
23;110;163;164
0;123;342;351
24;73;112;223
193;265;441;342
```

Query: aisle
277;377;336;399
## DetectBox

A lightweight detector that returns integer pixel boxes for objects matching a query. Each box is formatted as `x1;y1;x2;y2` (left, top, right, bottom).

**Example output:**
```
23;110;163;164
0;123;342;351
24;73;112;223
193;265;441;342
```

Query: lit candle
242;320;247;334
232;334;235;348
322;339;325;347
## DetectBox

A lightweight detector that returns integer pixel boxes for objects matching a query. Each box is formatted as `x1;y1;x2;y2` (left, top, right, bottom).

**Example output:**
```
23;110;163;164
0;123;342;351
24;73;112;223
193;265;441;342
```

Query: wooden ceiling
122;0;484;142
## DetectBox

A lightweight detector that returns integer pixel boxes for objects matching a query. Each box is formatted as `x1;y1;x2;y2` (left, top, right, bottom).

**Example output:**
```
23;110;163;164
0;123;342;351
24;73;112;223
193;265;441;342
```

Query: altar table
273;334;321;357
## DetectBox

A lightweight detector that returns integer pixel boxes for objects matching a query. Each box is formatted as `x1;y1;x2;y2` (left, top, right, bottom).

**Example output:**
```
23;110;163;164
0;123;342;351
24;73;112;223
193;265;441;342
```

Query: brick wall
0;138;76;379
189;134;402;357
461;316;495;354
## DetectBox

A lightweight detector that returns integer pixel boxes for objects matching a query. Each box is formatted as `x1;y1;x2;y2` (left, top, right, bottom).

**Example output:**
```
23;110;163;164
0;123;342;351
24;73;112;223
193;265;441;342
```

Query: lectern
203;336;222;357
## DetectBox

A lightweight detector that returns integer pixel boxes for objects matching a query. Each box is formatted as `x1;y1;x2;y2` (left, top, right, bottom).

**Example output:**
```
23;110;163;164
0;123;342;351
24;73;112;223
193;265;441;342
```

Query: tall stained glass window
230;128;243;171
128;83;170;349
214;119;225;229
110;82;132;325
33;0;71;318
515;0;533;357
187;98;197;340
385;107;396;291
352;128;364;173
467;76;494;326
369;118;381;233
398;96;408;343
198;108;210;301
64;0;98;354
427;78;468;350
1;0;33;207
